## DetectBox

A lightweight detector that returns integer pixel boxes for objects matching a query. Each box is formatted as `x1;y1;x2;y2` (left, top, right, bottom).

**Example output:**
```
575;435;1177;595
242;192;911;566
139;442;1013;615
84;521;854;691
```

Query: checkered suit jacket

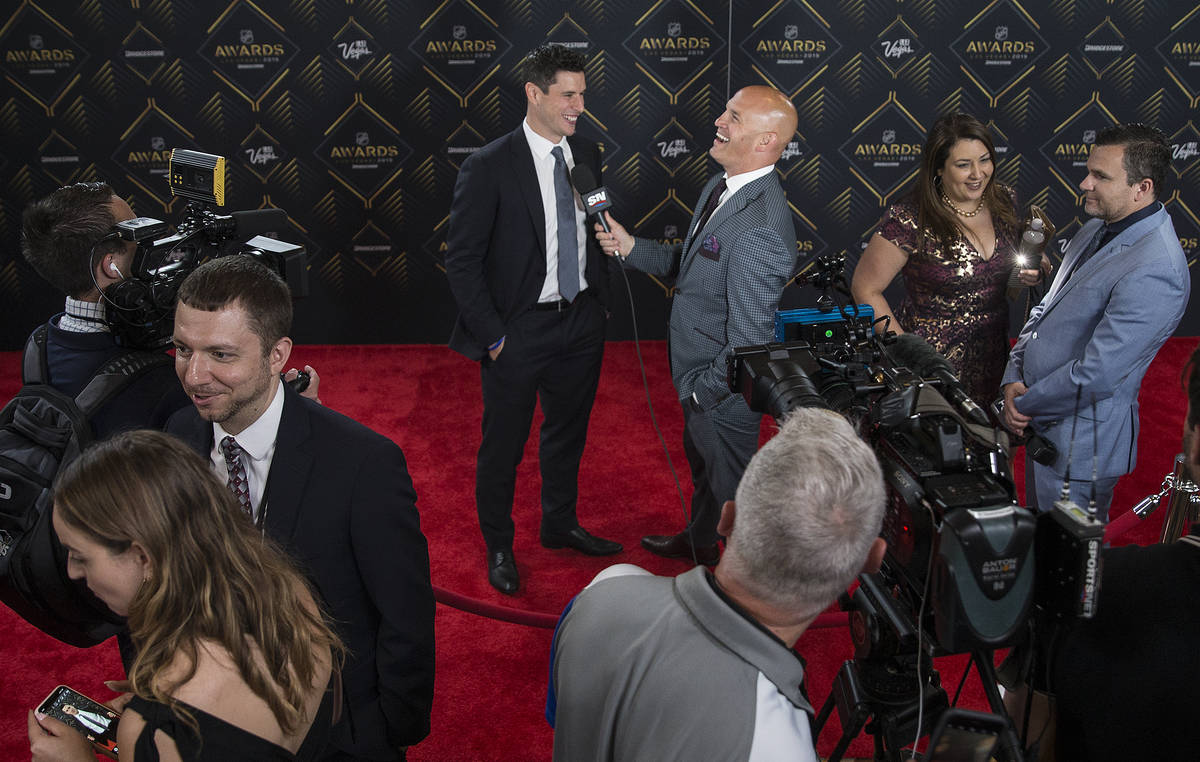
626;170;797;409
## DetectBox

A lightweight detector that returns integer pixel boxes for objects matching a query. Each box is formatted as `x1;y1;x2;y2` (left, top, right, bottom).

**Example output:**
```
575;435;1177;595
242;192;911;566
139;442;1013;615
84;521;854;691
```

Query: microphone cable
608;252;697;564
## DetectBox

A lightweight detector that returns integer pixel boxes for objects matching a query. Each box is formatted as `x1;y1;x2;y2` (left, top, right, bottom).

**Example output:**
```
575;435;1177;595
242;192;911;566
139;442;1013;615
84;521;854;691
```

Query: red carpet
0;339;1189;759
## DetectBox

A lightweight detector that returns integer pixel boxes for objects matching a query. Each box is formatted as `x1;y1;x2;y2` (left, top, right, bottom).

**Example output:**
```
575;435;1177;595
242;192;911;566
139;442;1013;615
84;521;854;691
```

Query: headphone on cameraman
88;228;170;348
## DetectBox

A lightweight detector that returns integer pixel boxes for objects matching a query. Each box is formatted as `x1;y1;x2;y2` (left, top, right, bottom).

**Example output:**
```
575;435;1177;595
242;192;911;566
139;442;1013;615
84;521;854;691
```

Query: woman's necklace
941;192;984;218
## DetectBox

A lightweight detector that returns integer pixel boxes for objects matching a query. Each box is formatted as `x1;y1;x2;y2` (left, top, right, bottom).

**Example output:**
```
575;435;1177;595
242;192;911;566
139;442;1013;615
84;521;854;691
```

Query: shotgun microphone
222;208;289;237
570;165;612;233
888;333;990;427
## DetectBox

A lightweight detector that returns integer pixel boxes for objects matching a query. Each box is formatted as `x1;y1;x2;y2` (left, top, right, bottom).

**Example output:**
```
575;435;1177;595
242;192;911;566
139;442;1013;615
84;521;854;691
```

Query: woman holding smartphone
28;430;341;761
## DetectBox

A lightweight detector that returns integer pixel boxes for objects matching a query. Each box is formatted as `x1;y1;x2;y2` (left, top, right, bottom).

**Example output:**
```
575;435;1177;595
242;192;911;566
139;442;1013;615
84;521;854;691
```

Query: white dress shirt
693;163;778;237
522;118;589;303
209;379;285;523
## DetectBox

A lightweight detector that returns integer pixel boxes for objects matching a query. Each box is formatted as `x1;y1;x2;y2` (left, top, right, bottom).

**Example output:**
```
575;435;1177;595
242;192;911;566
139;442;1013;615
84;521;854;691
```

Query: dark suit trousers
680;395;760;546
477;291;605;553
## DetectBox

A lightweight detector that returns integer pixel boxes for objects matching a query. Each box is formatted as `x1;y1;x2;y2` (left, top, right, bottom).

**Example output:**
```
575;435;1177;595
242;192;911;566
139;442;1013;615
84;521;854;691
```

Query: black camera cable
1059;385;1085;505
608;254;696;564
1087;396;1099;518
87;233;133;316
909;498;939;758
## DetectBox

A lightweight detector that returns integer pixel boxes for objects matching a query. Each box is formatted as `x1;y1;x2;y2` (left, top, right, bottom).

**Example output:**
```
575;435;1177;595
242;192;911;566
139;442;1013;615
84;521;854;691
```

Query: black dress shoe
641;532;720;566
487;550;519;594
540;526;623;556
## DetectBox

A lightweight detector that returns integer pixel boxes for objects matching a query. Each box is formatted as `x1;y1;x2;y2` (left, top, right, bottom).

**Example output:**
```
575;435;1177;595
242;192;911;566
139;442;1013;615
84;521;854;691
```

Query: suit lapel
509;127;547;258
1039;219;1101;312
680;173;770;278
1039;208;1166;318
174;408;215;454
262;388;313;543
681;173;723;257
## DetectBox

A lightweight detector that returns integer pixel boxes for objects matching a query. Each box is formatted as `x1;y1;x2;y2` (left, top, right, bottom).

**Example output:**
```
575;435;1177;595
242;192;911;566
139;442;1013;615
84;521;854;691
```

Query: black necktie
1067;223;1107;281
693;177;727;237
551;146;579;302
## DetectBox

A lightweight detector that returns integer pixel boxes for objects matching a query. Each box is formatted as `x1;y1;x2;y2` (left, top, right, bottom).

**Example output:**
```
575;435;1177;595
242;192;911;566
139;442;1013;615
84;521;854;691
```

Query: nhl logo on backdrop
624;0;723;95
112;101;198;206
316;95;412;205
839;95;924;203
1039;96;1117;188
951;3;1044;104
1156;8;1200;98
0;3;88;112
199;3;296;106
738;0;840;94
409;0;510;104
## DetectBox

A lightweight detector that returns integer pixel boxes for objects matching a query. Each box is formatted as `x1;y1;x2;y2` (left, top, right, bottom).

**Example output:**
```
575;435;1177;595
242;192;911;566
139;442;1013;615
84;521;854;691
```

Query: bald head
709;86;798;175
739;85;798;146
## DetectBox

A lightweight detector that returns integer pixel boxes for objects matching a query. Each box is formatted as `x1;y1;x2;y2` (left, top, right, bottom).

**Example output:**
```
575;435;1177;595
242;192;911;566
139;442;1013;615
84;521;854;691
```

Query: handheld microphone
570;165;612;233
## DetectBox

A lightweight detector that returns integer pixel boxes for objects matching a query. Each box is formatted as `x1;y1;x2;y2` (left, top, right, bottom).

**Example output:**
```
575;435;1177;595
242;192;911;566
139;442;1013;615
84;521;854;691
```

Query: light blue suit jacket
1002;204;1189;486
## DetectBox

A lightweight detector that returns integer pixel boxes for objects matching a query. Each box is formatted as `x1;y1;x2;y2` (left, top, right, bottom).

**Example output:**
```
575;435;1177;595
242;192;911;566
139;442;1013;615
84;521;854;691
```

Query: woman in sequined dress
851;112;1047;406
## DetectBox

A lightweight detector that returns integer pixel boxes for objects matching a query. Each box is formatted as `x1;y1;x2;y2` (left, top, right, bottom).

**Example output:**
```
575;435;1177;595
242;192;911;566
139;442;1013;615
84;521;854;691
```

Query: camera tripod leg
972;650;1026;762
813;660;874;762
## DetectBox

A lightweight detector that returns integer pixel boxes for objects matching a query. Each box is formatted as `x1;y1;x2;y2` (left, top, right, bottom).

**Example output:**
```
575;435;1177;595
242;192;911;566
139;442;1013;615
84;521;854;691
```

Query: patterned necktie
219;436;253;519
551;146;580;302
1067;223;1107;281
693;177;728;237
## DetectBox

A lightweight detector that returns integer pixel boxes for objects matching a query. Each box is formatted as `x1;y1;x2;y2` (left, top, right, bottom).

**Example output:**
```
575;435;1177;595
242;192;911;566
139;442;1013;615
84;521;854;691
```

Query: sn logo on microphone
584;189;611;215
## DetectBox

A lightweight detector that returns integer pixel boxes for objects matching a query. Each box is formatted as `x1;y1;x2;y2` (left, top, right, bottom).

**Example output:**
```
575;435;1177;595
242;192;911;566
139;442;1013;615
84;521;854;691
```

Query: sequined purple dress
877;195;1019;406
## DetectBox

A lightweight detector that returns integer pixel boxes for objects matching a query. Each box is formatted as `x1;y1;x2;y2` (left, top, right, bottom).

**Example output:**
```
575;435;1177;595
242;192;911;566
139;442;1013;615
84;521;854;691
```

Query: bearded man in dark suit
445;43;620;596
166;257;434;761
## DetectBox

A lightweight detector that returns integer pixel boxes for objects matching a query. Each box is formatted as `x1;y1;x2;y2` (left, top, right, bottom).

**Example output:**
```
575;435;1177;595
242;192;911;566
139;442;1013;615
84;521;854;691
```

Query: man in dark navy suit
167;257;434;760
445;44;620;595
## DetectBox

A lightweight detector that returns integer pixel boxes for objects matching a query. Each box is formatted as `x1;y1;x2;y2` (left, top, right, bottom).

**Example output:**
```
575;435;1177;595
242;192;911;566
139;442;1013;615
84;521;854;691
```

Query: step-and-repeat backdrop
2;0;1199;348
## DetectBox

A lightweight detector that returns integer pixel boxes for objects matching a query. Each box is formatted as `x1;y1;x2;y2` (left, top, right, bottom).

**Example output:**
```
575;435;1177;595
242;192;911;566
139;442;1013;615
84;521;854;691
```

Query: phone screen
38;685;120;759
927;726;1000;762
925;708;1004;762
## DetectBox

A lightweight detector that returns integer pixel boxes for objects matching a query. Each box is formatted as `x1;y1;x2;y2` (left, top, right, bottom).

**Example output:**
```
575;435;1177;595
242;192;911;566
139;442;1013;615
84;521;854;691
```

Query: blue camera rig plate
774;305;875;343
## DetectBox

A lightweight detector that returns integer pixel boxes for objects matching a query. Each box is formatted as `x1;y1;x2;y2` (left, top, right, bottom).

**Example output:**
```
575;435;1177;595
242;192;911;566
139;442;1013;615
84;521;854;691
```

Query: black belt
533;289;588;311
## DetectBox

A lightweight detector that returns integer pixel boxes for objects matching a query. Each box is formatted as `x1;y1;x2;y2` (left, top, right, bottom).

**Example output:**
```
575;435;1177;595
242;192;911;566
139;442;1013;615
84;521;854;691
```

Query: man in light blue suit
1002;123;1189;519
595;85;798;564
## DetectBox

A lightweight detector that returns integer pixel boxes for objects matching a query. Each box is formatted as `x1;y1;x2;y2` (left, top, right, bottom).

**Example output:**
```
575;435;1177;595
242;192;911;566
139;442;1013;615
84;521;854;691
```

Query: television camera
103;149;307;348
726;252;1103;760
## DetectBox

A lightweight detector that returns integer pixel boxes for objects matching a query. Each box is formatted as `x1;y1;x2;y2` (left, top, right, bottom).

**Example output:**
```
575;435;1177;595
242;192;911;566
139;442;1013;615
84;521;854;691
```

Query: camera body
105;149;306;348
727;253;1042;654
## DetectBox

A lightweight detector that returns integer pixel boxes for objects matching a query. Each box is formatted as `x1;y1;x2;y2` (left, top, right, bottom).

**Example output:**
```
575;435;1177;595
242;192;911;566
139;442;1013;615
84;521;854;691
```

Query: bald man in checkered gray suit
597;86;799;565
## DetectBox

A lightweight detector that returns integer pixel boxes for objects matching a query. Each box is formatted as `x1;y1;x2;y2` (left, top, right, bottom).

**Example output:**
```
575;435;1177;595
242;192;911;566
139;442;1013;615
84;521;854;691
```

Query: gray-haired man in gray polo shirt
548;408;887;761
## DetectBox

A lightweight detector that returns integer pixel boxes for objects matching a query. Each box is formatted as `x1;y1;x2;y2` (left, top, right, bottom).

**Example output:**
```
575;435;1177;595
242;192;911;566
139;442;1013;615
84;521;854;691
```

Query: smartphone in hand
37;684;120;759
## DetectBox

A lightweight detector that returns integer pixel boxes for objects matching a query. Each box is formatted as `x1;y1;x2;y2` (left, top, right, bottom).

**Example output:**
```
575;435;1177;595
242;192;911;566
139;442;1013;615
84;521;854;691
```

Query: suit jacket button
1032;331;1038;340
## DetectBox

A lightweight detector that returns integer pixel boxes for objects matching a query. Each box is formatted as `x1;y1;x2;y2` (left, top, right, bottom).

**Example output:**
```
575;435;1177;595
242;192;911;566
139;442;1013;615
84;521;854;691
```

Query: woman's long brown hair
912;112;1021;252
53;429;342;736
